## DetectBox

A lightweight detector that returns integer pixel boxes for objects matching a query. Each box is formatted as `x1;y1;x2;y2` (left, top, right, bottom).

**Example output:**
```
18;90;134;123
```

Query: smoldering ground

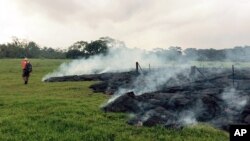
45;67;250;131
101;69;250;131
43;44;250;131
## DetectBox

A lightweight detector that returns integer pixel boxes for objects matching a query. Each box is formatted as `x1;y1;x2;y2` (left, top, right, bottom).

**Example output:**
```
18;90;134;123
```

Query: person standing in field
21;57;32;84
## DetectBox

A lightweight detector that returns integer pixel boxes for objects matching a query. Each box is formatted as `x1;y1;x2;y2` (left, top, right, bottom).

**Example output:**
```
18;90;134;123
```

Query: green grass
0;59;229;141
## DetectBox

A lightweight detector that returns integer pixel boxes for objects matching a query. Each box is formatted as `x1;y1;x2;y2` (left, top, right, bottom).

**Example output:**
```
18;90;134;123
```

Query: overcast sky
0;0;250;49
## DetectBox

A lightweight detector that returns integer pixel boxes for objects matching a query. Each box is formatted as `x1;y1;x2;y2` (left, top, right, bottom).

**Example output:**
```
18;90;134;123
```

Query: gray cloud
18;0;151;23
3;0;250;49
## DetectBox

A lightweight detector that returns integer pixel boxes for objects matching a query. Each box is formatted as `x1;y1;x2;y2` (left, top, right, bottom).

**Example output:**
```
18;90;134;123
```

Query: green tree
69;41;88;51
84;40;108;56
166;46;182;60
25;41;41;58
66;41;88;59
41;47;65;59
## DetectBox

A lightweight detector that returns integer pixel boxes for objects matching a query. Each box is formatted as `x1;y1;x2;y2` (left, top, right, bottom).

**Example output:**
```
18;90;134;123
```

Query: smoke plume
42;45;187;81
43;42;250;130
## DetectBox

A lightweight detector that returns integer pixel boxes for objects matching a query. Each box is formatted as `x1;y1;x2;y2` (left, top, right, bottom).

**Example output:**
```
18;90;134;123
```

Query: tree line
0;37;65;59
153;46;250;61
1;37;250;61
0;37;111;59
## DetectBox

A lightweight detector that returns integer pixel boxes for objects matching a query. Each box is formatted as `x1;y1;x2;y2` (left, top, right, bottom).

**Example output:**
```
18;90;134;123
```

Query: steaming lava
44;68;250;131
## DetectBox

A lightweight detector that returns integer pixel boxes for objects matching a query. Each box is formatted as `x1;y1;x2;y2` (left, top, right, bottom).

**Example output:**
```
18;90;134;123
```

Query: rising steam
43;41;250;129
42;45;186;81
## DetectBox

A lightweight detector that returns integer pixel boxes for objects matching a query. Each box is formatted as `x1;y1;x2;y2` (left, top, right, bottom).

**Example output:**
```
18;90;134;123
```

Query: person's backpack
26;63;32;73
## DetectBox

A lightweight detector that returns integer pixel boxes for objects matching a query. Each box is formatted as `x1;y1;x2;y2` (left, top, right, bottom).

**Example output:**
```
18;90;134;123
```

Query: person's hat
24;57;28;60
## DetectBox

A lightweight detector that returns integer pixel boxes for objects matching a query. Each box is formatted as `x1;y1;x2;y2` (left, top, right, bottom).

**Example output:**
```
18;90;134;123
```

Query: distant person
21;57;32;84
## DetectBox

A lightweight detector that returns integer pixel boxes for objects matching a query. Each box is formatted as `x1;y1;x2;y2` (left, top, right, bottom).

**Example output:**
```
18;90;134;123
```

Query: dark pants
22;69;30;84
22;69;30;77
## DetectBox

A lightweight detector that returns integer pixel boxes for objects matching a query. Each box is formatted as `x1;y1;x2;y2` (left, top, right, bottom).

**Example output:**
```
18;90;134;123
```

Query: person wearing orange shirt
21;57;32;84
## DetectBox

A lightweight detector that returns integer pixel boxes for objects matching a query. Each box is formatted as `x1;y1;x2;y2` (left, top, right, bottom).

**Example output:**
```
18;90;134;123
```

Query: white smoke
178;111;197;125
42;46;174;81
43;42;193;110
105;66;191;105
132;68;190;95
222;87;248;110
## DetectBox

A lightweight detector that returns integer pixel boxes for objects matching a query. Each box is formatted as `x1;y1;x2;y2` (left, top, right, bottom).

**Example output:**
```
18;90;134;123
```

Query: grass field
0;59;229;141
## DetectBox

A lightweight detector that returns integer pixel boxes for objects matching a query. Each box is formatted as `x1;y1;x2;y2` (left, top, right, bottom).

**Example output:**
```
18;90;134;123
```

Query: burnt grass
45;68;250;131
